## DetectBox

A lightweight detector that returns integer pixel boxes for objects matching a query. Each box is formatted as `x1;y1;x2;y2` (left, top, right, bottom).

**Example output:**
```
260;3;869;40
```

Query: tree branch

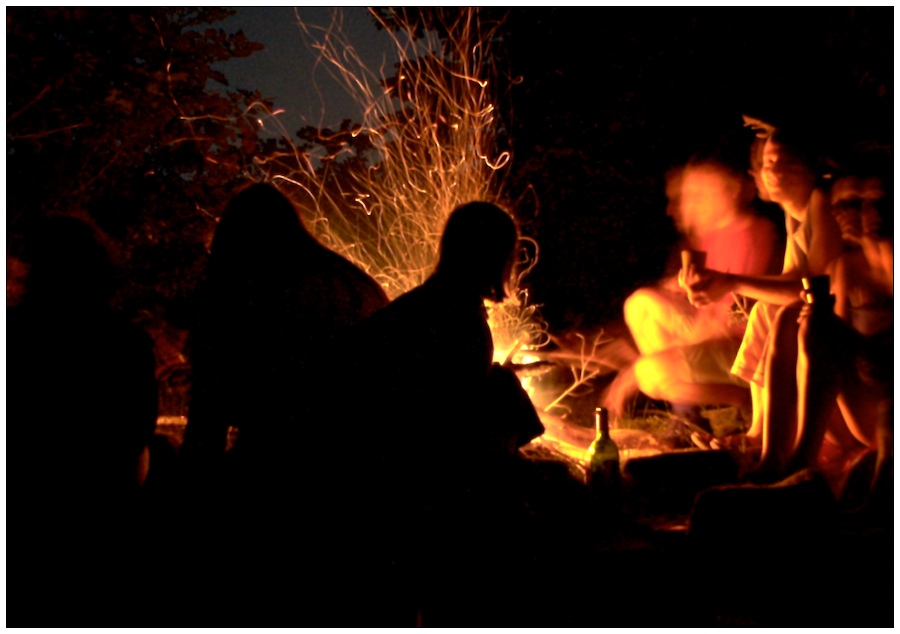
8;121;89;140
7;85;52;124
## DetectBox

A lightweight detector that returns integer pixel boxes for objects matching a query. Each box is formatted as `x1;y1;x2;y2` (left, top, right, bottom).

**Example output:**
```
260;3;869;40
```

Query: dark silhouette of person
175;183;390;621
305;202;544;620
8;215;158;620
336;201;542;485
182;182;389;480
9;215;158;503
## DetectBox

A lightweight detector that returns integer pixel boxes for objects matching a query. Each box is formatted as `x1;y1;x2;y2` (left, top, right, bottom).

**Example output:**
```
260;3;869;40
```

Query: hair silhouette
435;201;519;303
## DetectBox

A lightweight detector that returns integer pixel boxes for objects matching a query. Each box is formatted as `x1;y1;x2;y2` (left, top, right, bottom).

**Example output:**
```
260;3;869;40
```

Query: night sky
216;7;399;131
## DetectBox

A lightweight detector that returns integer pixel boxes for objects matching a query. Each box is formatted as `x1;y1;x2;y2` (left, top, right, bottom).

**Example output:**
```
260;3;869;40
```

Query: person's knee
634;355;673;401
623;288;657;330
625;287;688;355
773;301;803;329
769;301;804;359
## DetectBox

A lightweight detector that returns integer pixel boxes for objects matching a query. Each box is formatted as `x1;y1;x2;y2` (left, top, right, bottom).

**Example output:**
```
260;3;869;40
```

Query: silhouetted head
206;182;313;300
22;215;115;310
435;202;518;303
210;183;312;265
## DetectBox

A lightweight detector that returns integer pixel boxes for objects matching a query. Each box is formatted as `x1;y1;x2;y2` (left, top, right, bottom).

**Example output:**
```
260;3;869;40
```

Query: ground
147;406;892;627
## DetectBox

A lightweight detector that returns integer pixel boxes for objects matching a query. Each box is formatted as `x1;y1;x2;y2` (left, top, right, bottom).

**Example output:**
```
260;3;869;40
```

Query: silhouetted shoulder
318;247;390;322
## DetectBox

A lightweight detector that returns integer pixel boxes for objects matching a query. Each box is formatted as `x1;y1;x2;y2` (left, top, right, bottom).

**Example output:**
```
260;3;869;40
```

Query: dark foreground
11;426;893;628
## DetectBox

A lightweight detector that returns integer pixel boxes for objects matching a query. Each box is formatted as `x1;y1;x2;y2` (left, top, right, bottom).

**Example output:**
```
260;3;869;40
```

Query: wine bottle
587;407;621;507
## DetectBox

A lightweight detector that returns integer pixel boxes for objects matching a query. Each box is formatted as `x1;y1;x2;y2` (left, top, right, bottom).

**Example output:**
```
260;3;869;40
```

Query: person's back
312;202;544;587
9;217;157;505
183;182;388;469
8;217;158;617
11;310;157;500
313;202;543;518
178;184;390;607
334;203;519;473
345;274;495;468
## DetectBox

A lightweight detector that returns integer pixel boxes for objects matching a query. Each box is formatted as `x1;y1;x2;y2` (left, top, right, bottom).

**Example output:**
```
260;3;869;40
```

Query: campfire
148;9;748;481
150;8;693;472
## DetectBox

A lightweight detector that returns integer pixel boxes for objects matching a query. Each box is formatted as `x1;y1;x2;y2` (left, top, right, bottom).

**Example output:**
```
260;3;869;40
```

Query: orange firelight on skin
830;175;887;244
760;136;816;222
678;164;748;237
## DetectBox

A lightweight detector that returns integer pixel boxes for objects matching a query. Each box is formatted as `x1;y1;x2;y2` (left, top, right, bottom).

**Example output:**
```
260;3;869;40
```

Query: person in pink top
621;156;780;423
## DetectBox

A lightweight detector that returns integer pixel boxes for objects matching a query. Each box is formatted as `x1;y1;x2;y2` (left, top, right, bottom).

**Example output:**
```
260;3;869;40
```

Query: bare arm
807;187;844;276
688;190;843;308
861;235;893;295
686;270;804;308
826;255;850;323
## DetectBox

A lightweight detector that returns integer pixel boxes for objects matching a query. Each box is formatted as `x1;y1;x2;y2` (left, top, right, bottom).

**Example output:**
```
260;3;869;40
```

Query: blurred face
760;138;815;209
678;166;740;233
831;175;887;242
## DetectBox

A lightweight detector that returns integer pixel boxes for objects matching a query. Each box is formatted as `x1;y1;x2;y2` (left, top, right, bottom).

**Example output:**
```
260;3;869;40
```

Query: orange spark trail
255;8;548;365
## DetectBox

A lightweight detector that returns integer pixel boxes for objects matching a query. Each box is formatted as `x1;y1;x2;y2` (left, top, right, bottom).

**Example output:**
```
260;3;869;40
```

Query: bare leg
835;369;883;448
755;302;804;477
624;287;696;356
791;331;841;471
745;381;765;439
795;311;878;471
634;351;750;408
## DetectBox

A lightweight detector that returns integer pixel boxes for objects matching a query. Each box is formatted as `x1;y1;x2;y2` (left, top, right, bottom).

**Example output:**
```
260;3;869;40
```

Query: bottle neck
595;408;609;436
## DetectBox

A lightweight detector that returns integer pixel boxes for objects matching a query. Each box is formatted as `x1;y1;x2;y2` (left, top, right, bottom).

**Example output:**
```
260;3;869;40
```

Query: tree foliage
7;7;270;315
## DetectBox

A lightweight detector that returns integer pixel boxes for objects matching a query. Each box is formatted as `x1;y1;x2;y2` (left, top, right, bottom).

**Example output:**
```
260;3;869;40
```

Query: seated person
183;183;389;479
302;201;546;585
748;160;892;511
8;217;158;608
685;129;845;443
325;202;543;490
617;156;779;423
8;216;158;506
